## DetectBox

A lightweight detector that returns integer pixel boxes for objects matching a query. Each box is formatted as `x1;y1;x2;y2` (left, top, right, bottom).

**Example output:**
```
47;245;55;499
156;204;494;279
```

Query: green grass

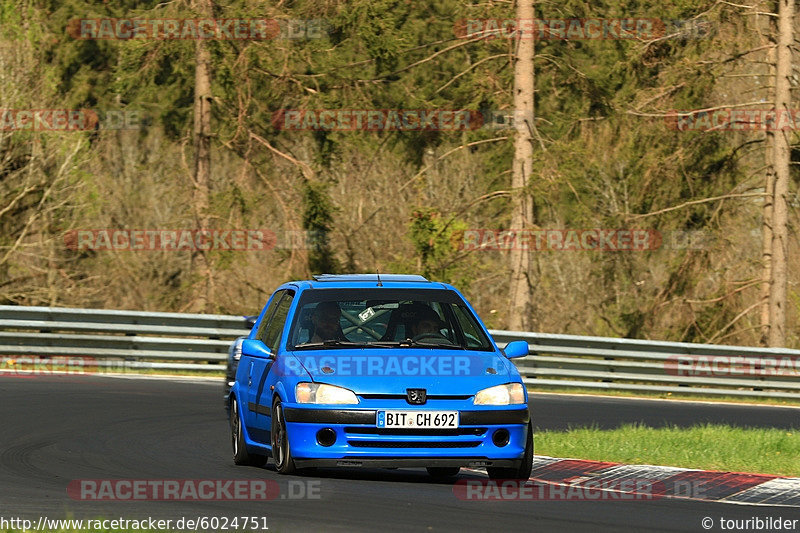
528;386;800;408
535;423;800;477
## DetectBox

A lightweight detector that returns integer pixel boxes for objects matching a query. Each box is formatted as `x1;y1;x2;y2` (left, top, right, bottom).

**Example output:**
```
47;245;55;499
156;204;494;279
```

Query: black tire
487;421;533;480
271;398;296;474
230;397;268;467
426;467;461;479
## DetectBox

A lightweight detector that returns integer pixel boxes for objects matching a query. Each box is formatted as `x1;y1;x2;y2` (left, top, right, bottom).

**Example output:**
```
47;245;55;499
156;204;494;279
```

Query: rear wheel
230;398;268;467
427;467;461;479
487;421;533;480
271;398;296;474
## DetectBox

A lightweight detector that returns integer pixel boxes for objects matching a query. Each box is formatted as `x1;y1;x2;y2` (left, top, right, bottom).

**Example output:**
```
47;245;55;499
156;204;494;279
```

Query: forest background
1;0;798;348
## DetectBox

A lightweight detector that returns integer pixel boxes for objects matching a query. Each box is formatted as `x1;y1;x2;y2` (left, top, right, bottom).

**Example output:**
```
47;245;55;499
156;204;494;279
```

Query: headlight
296;383;359;405
231;340;243;361
473;383;525;405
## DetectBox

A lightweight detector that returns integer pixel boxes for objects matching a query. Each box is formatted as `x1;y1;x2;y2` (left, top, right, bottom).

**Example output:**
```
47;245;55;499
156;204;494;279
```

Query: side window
452;305;486;348
429;302;455;342
255;290;285;344
263;291;294;352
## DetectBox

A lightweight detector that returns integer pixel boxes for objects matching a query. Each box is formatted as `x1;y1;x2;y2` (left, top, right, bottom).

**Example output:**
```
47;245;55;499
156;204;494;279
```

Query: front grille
358;394;472;400
347;440;482;448
345;427;486;437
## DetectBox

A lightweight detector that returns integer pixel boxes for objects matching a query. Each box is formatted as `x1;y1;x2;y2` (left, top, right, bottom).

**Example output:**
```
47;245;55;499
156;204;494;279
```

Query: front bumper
282;405;530;468
293;457;520;468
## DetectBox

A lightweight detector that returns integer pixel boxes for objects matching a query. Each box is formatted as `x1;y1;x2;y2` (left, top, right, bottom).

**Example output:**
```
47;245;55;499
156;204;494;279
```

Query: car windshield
288;288;493;351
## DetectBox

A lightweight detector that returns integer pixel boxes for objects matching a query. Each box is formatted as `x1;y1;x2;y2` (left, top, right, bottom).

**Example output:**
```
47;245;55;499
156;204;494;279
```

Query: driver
408;305;446;339
310;301;346;342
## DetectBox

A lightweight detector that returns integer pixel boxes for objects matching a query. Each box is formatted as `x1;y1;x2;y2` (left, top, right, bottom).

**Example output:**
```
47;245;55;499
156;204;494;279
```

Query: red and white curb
467;456;800;506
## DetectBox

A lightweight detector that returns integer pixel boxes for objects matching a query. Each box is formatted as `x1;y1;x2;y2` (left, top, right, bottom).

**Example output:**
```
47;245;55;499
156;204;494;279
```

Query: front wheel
271;398;296;474
487;421;533;480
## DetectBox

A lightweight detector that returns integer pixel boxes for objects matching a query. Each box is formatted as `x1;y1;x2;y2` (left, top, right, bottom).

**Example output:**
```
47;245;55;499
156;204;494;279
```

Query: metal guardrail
492;331;800;399
0;305;798;399
0;305;251;373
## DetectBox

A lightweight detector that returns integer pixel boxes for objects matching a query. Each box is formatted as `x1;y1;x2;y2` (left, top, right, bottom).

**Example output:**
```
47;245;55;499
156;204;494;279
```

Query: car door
242;290;284;442
245;290;294;444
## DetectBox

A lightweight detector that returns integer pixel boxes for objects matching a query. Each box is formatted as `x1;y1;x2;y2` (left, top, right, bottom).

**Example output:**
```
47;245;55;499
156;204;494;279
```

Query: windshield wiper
294;340;372;349
365;339;466;349
410;341;466;349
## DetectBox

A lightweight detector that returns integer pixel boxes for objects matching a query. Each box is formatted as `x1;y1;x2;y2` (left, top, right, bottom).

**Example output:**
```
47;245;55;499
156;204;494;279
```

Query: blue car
228;274;532;479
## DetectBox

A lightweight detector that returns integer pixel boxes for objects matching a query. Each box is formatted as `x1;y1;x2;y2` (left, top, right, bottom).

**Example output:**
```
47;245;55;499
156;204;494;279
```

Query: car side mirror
241;339;274;359
502;340;529;359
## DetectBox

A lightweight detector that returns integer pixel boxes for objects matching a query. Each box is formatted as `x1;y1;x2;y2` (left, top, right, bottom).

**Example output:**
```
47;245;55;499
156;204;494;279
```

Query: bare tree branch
625;192;766;219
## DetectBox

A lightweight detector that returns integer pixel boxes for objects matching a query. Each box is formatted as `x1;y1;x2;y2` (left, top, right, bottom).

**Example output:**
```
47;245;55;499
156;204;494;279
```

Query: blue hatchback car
228;274;532;479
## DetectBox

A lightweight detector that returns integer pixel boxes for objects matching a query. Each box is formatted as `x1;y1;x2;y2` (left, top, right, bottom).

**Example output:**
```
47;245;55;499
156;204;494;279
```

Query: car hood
285;348;518;395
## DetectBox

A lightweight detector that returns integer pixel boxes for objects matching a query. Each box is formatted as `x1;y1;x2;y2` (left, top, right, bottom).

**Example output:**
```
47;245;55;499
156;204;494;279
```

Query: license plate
377;410;459;429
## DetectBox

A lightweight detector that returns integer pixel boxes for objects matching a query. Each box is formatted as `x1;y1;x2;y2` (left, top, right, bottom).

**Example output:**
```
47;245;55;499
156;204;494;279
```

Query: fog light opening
492;429;510;447
316;428;337;447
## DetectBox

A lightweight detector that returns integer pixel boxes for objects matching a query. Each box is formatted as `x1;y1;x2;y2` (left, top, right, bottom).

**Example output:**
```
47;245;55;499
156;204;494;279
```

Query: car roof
312;274;428;283
280;274;453;291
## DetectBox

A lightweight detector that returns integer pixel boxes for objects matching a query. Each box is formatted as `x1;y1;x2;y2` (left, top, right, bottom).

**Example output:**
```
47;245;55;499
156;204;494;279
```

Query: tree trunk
768;0;793;347
760;153;774;344
191;0;213;313
760;6;776;345
507;0;535;331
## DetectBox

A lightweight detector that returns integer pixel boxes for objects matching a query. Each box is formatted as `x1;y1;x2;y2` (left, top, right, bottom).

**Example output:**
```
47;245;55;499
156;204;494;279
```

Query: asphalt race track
1;374;799;532
530;391;800;431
